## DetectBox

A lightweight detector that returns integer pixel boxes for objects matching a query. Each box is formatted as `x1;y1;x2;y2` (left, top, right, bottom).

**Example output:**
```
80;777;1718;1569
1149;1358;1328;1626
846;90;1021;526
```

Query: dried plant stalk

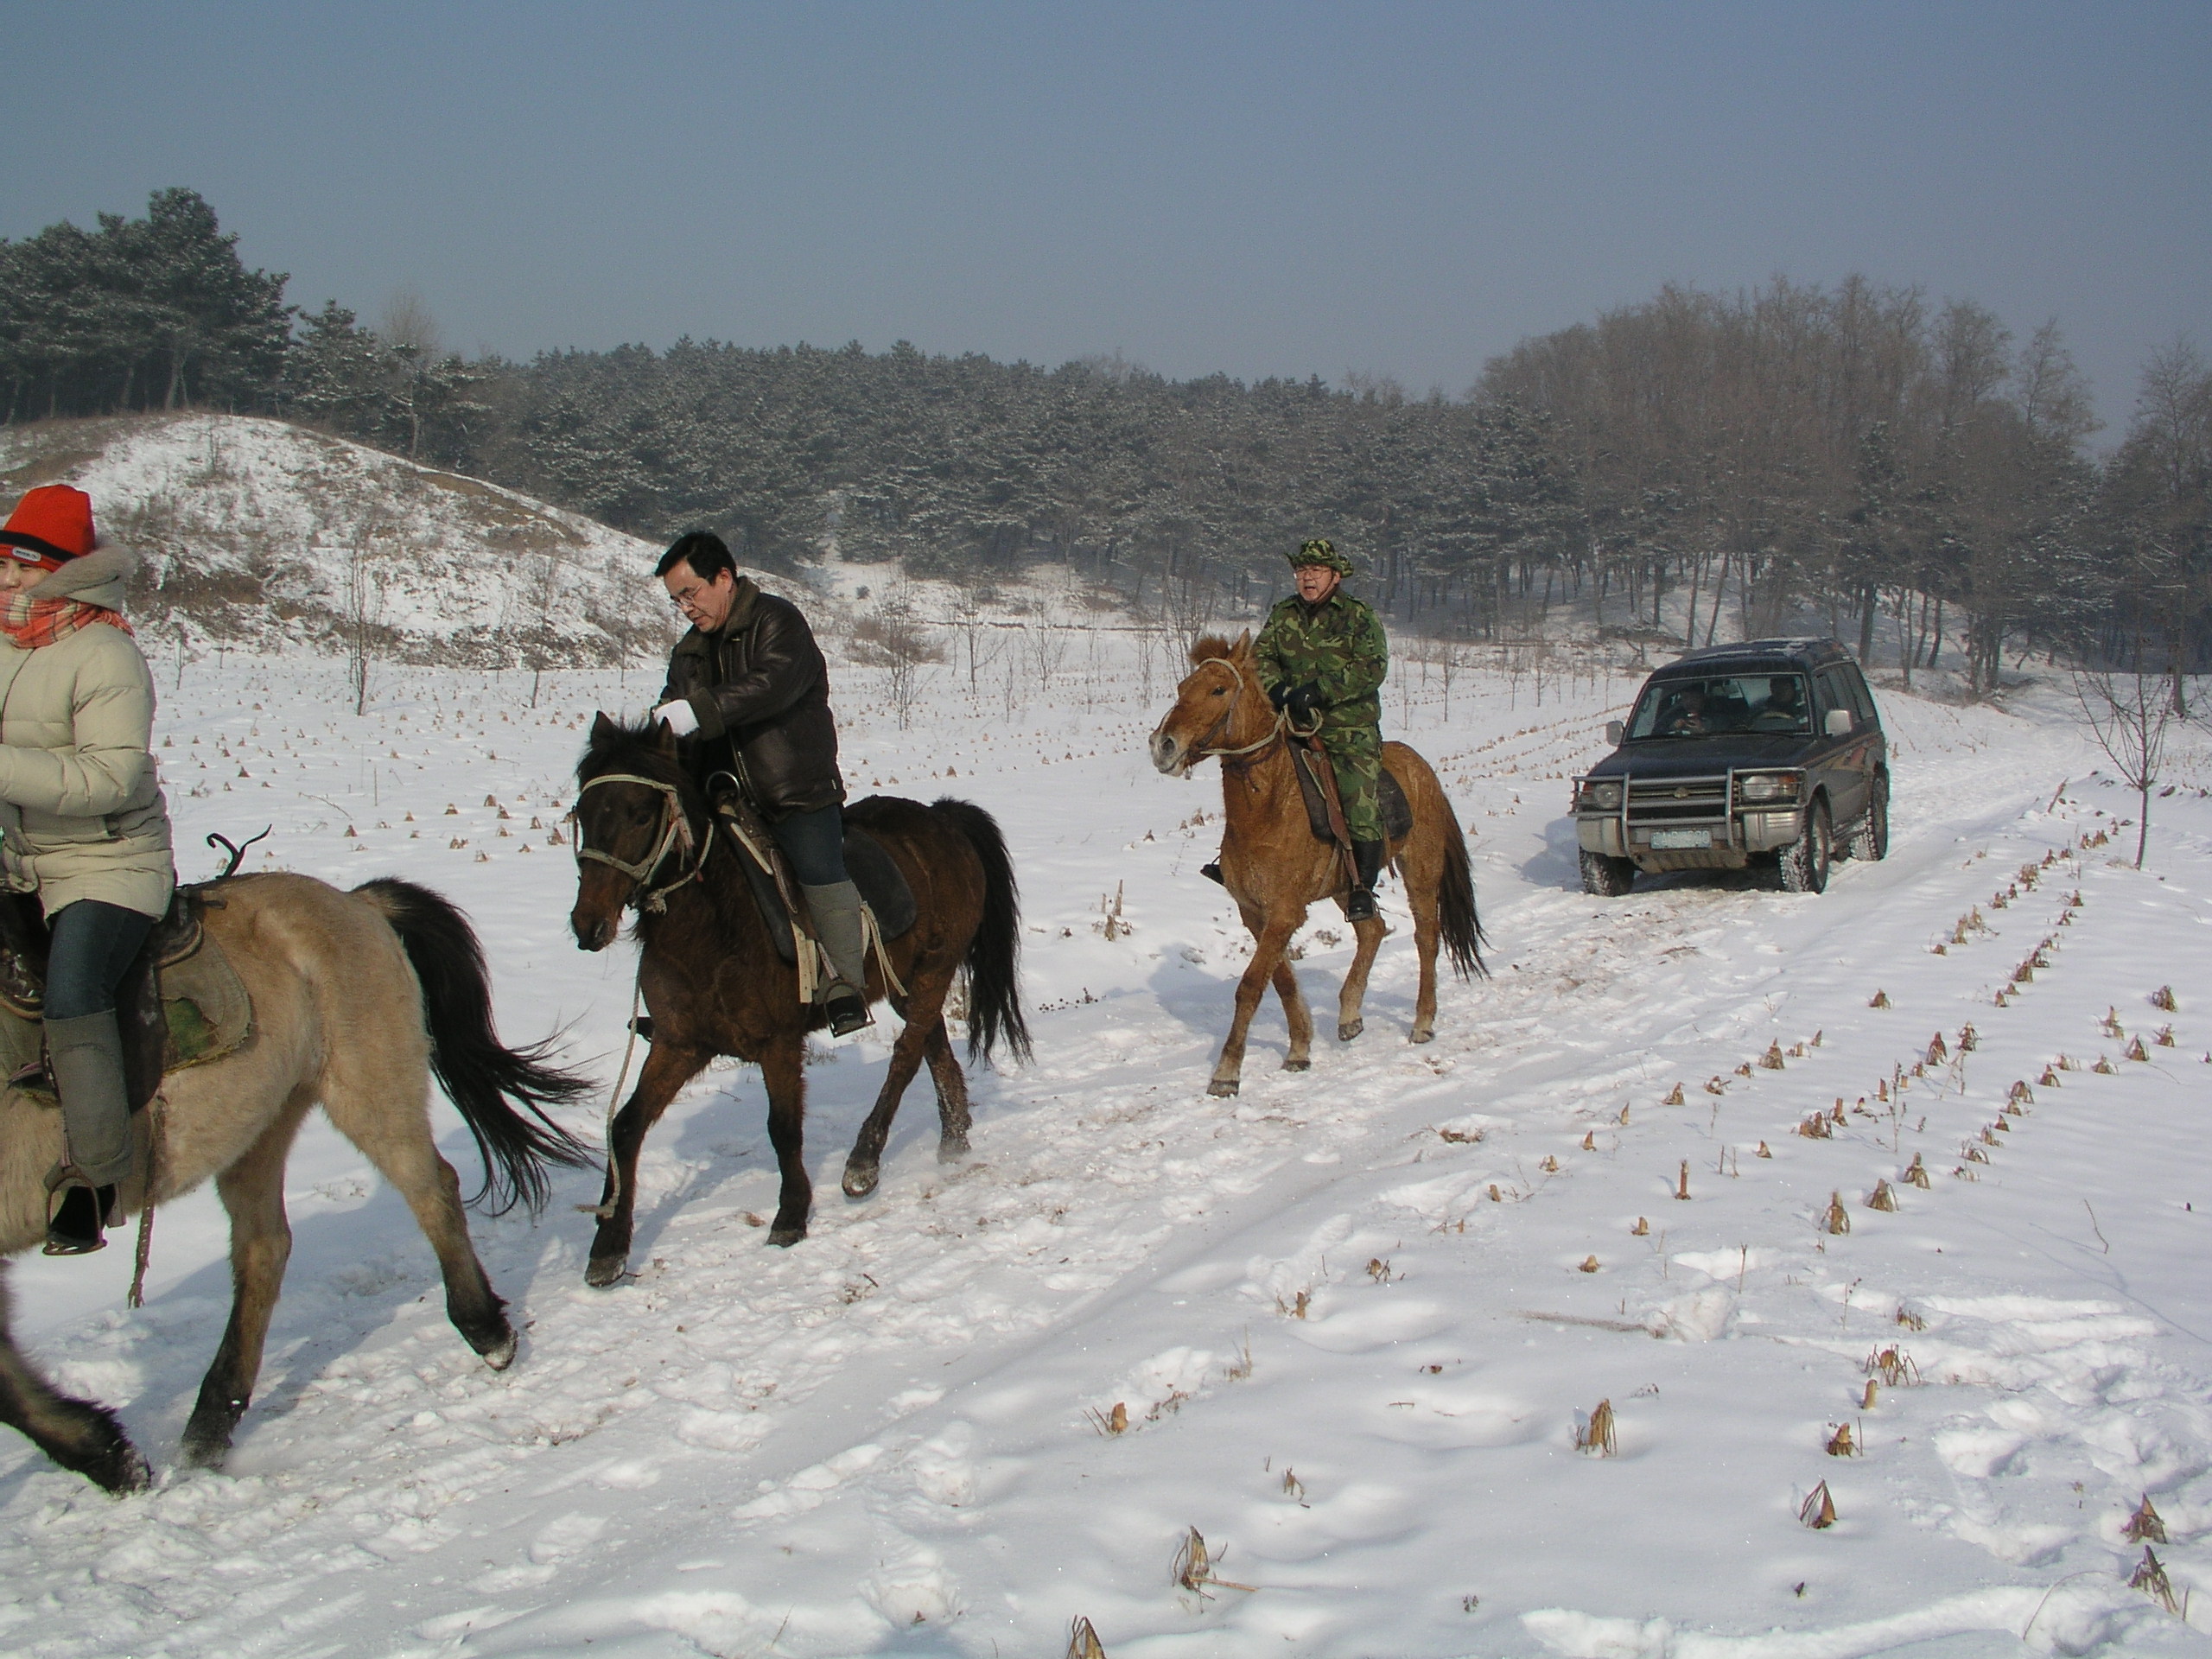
1068;1616;1109;1659
1663;1083;1685;1106
1580;1130;1596;1151
1630;1216;1649;1236
1866;1181;1898;1212
2151;985;2177;1012
1675;1160;1692;1201
2126;1037;2150;1062
1579;1255;1600;1274
1870;989;1891;1008
1926;1033;1948;1065
1756;1141;1772;1159
1798;1115;1831;1140
1824;1422;1856;1456
2128;1546;2179;1614
1800;1481;1837;1529
1172;1526;1255;1596
1862;1380;1878;1409
1575;1398;1618;1456
1864;1346;1920;1386
1824;1192;1852;1235
2125;1494;2167;1544
1761;1041;1786;1070
1904;1153;1930;1189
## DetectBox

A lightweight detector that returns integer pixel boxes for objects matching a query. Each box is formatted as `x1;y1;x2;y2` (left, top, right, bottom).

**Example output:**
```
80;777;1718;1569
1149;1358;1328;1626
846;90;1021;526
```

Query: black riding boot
1343;839;1385;923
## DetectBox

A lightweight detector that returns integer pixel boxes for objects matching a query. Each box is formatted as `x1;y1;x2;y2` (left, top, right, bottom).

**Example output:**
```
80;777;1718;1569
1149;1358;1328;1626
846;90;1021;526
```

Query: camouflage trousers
1315;724;1384;842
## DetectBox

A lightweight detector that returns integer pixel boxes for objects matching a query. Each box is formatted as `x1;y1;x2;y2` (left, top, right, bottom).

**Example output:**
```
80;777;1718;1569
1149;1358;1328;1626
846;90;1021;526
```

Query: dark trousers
769;803;849;887
45;899;153;1020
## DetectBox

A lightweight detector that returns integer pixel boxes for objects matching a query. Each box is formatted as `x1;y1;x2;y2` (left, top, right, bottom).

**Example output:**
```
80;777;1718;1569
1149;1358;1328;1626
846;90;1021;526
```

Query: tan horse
1148;632;1484;1096
0;874;591;1492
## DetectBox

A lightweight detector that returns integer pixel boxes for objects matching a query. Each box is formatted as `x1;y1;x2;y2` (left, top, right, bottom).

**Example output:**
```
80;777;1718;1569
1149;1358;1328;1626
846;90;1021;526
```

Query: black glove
1283;683;1324;722
1267;681;1293;711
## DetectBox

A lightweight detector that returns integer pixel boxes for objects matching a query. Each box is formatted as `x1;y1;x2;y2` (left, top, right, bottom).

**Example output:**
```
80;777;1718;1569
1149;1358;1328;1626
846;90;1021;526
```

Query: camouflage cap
1288;537;1354;576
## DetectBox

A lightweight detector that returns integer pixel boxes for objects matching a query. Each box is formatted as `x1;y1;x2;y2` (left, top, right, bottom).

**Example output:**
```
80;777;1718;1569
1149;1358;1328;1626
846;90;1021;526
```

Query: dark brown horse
1148;632;1484;1095
567;715;1028;1277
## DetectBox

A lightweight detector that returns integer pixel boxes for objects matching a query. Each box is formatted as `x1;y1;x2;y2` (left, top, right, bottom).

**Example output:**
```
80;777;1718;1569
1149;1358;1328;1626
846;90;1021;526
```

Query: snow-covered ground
3;638;2210;1659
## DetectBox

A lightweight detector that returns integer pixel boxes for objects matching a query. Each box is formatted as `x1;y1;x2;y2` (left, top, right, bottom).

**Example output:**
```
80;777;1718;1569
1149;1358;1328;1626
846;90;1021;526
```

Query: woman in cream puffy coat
0;486;174;1253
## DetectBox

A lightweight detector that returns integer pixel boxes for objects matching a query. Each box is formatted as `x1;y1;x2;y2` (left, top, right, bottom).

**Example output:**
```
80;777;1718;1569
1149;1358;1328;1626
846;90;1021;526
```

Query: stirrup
44;1178;117;1256
1342;887;1379;923
823;984;873;1038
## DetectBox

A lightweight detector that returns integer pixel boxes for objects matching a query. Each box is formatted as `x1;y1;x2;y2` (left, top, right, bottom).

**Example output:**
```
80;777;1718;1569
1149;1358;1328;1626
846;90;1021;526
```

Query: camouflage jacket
1253;589;1388;735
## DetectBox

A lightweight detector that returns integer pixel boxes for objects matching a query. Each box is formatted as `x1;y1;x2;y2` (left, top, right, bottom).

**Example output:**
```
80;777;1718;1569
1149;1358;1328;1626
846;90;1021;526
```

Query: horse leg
842;993;943;1198
321;1074;517;1366
181;1094;308;1467
1211;913;1299;1096
761;1033;812;1245
1272;957;1314;1071
923;1017;973;1161
1404;842;1445;1044
1337;913;1388;1042
585;1040;709;1287
0;1265;148;1493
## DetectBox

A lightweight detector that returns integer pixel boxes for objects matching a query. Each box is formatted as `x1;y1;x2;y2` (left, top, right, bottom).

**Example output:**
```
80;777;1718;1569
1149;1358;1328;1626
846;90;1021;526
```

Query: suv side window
1815;668;1854;730
1843;665;1878;726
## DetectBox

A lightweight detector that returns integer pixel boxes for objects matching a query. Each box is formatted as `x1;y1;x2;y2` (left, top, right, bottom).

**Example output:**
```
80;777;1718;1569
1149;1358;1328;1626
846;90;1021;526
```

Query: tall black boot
1343;839;1385;922
44;1010;131;1255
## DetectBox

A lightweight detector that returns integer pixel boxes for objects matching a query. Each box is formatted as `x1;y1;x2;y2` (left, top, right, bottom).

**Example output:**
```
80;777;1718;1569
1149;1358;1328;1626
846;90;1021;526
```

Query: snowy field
3;638;2211;1659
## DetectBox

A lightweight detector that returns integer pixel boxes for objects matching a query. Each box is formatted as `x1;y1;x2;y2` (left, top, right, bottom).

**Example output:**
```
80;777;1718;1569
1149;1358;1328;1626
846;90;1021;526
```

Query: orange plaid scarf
0;593;132;649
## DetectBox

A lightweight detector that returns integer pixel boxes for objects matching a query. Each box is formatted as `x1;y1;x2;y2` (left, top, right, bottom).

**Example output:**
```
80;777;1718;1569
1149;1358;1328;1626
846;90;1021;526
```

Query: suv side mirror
1824;709;1853;738
1605;720;1624;746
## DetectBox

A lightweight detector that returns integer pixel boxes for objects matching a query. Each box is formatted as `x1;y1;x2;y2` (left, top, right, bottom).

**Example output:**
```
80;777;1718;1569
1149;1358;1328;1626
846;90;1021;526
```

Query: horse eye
1211;686;1226;696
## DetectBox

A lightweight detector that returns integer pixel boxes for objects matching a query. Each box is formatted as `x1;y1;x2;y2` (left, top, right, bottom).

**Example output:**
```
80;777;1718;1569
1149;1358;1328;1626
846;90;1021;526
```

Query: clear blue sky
6;2;2207;434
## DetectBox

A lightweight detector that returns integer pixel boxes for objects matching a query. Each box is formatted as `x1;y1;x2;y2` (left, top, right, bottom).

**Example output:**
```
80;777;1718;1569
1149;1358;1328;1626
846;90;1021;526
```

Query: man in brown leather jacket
652;531;871;1035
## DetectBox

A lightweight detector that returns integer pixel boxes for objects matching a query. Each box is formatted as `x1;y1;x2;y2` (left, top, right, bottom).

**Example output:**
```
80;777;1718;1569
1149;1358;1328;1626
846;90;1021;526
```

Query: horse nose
572;911;613;952
1148;730;1182;774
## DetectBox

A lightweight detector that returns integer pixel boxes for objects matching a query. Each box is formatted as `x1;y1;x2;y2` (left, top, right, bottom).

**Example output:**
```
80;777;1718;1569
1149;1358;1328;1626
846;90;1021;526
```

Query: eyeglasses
668;581;709;611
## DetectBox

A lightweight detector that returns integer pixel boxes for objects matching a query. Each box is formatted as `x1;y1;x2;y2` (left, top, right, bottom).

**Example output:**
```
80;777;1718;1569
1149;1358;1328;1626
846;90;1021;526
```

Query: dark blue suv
1570;639;1888;895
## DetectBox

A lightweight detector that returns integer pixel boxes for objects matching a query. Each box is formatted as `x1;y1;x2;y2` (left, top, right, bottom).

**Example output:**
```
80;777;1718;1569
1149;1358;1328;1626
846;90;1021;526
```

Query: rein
569;772;703;913
1188;657;1306;766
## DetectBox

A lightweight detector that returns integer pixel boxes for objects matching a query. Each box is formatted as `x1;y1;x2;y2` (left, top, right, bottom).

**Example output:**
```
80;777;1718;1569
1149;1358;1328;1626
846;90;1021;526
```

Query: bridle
1181;656;1309;767
569;772;703;913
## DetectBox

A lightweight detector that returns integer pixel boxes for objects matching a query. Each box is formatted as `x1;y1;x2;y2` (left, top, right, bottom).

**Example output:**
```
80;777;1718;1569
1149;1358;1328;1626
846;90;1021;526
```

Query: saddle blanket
2;928;253;1108
722;794;918;969
1290;746;1414;844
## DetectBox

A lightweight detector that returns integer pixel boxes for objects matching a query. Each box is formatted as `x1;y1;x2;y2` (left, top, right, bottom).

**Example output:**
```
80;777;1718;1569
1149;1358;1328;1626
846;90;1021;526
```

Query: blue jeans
769;804;849;887
45;900;154;1020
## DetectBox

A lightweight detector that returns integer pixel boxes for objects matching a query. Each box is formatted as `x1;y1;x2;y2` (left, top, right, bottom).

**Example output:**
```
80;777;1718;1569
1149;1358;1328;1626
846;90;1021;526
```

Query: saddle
712;791;916;973
0;884;254;1112
1288;744;1414;846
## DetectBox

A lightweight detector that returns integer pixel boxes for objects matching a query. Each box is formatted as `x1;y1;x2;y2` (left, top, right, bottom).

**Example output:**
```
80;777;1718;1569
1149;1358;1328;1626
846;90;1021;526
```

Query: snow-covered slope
0;413;671;664
3;640;2210;1659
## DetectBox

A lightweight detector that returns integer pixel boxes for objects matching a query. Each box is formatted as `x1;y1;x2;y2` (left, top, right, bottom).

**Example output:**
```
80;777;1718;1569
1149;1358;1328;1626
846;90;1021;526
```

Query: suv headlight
1578;780;1622;810
1735;771;1802;804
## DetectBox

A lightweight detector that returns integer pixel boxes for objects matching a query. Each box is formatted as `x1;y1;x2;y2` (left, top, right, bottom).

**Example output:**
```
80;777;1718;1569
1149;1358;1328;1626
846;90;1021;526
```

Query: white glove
652;699;701;737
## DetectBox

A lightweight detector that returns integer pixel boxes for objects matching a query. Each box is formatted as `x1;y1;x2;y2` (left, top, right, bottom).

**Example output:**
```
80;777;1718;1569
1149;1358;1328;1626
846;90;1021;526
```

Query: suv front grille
1625;775;1730;828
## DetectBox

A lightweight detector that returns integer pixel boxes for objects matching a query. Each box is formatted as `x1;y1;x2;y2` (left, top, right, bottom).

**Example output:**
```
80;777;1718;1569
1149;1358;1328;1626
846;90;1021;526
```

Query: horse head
1148;629;1264;776
569;713;703;950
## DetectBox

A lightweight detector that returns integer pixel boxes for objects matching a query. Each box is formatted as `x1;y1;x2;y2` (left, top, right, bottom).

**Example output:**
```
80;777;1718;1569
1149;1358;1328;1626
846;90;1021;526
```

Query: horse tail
1436;802;1489;981
930;798;1033;1065
353;877;596;1215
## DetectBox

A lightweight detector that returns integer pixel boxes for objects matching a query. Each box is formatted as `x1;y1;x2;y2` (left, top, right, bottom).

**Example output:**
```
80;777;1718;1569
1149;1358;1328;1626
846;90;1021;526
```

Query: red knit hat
0;486;97;569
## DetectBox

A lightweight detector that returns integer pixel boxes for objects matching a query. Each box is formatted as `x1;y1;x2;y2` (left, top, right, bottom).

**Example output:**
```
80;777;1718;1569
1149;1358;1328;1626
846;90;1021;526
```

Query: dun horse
567;716;1028;1277
1148;632;1484;1095
0;874;592;1492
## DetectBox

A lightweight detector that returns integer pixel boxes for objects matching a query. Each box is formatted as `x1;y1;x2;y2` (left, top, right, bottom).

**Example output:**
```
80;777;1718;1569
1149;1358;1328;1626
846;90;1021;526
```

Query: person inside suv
1749;675;1809;732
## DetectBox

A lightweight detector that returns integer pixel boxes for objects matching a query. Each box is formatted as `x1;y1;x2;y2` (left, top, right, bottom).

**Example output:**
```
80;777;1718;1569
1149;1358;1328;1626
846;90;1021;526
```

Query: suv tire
1778;798;1831;893
1580;849;1636;896
1847;771;1889;861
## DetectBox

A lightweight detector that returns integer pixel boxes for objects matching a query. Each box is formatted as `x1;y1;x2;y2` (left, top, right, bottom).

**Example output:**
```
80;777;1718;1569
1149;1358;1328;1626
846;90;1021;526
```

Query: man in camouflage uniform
1254;538;1390;921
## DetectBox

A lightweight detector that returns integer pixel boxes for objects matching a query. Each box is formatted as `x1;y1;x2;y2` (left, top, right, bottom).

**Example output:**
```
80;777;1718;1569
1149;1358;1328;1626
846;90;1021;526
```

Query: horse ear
653;720;680;758
1234;628;1253;657
591;711;618;741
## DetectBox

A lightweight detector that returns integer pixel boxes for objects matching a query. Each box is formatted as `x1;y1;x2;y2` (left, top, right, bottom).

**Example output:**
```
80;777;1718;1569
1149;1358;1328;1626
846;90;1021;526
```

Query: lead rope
577;976;643;1221
128;1096;166;1309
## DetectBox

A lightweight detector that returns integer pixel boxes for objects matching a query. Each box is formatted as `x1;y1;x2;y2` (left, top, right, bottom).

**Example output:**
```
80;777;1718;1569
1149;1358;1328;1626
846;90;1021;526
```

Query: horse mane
1188;632;1237;666
580;715;697;805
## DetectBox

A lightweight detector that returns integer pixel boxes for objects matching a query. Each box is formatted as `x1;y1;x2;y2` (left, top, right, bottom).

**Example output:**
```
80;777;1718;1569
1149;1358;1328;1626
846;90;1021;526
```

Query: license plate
1649;829;1713;849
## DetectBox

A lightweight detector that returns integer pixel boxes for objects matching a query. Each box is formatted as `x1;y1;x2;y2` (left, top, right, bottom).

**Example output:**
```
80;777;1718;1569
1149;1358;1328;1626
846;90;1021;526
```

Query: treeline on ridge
3;189;2206;690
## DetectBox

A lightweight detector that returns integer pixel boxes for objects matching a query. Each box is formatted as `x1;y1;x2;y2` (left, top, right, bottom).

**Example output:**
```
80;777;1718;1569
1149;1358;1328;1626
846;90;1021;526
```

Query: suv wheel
1778;798;1831;893
1848;772;1890;861
1580;849;1636;896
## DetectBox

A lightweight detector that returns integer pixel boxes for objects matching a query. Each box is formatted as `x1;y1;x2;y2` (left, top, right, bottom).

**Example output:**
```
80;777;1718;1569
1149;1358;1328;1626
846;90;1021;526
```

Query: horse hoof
1409;1027;1435;1046
1207;1078;1240;1097
1338;1020;1364;1042
480;1331;518;1371
842;1163;880;1199
98;1445;155;1495
584;1255;629;1288
179;1433;228;1473
1282;1058;1310;1072
766;1225;806;1248
938;1135;970;1165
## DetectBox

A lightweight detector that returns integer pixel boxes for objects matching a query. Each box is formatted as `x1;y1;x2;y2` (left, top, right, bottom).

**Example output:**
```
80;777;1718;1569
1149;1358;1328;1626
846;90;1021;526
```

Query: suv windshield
1625;674;1811;740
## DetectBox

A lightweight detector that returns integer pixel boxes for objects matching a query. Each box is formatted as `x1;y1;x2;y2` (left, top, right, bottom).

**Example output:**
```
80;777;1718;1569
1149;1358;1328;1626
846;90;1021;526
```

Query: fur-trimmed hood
32;543;138;613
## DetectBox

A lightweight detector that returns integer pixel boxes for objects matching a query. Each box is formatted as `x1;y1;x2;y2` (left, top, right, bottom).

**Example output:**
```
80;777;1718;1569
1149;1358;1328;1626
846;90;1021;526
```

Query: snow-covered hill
4;639;2211;1658
0;413;672;664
